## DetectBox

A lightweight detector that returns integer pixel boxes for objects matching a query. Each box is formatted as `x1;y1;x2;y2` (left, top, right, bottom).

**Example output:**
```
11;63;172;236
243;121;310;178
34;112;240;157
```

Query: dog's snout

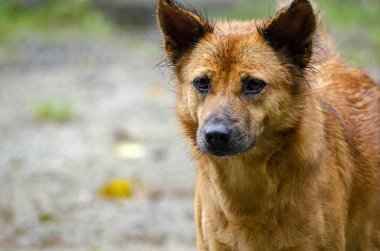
204;124;231;149
197;120;255;156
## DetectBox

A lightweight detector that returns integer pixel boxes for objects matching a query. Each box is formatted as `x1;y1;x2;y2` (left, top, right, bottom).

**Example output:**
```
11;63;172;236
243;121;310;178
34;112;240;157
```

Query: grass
0;0;111;43
0;0;378;66
33;99;74;122
317;0;380;65
208;0;380;66
208;0;379;33
317;0;380;27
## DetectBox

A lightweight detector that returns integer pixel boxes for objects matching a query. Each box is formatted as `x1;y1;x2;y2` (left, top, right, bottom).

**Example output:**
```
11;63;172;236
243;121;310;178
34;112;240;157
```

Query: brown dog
157;0;380;250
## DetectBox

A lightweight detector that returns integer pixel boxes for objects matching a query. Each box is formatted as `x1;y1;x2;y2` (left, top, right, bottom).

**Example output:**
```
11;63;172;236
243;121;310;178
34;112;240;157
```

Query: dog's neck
195;96;326;218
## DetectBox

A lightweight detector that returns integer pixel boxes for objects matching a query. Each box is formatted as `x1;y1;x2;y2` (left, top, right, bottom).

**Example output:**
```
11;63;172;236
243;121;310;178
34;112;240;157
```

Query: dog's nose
204;124;231;149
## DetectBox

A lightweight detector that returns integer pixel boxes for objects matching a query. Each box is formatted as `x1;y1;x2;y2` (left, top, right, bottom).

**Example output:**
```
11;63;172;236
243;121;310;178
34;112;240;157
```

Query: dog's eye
243;77;266;95
193;77;211;94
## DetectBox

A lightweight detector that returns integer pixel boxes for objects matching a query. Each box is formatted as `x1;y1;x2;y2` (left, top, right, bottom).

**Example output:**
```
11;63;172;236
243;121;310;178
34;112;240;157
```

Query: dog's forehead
191;20;272;74
213;20;262;36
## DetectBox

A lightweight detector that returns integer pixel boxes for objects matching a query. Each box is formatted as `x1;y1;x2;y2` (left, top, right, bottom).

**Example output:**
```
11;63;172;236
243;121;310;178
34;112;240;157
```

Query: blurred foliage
0;0;378;65
317;0;379;26
208;0;380;65
0;0;110;42
209;0;379;40
33;99;74;122
312;0;380;65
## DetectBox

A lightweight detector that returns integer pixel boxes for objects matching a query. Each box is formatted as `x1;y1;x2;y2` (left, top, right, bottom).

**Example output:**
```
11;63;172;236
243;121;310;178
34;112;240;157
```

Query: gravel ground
0;30;197;251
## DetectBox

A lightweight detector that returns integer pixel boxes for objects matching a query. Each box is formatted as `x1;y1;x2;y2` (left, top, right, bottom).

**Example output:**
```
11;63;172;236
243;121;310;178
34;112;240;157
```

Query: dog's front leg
195;191;208;251
195;198;233;251
208;240;233;251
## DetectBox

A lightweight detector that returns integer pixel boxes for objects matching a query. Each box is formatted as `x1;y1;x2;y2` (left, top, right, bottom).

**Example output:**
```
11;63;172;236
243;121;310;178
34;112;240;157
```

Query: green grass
208;0;379;28
0;0;378;66
317;0;380;26
318;0;380;65
208;0;380;66
33;99;74;122
0;0;111;42
39;213;54;223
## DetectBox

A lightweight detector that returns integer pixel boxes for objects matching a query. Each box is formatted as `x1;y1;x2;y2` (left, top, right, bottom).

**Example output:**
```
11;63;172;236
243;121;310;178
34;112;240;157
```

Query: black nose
204;124;231;149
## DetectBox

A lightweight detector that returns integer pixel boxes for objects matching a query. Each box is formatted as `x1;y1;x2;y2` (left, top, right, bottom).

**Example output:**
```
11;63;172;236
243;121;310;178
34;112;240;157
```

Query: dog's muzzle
197;122;255;157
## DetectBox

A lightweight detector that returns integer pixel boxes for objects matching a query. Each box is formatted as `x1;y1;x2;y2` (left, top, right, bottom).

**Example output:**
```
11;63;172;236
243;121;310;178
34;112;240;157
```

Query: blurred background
0;0;379;251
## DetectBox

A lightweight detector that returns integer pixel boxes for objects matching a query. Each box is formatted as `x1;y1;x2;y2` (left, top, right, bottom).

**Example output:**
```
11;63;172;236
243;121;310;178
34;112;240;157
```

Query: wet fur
157;0;380;250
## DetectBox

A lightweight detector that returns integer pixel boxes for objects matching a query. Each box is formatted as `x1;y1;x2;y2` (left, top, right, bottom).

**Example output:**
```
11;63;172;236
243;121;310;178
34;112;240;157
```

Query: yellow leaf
100;178;133;199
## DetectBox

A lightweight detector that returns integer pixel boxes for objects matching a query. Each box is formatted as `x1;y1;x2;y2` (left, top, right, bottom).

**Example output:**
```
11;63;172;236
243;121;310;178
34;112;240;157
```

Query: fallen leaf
147;84;165;101
99;178;133;199
39;214;54;223
114;141;145;159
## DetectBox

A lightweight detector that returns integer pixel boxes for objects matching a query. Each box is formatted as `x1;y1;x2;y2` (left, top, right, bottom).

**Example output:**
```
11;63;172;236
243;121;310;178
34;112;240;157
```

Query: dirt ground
0;29;198;251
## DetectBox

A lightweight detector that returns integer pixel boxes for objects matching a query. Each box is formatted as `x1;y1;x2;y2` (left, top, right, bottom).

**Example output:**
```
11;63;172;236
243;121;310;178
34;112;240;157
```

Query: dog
157;0;380;250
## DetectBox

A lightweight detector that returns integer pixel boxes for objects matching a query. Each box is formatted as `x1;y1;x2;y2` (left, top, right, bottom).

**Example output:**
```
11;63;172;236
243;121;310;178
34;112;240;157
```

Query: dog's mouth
203;141;256;157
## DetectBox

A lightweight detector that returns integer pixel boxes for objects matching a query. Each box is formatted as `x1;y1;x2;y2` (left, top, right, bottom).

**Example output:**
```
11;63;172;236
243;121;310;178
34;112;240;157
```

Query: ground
0;30;197;251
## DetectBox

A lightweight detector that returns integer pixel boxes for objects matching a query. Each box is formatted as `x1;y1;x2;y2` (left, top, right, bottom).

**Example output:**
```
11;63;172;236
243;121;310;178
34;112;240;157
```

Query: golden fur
157;0;380;250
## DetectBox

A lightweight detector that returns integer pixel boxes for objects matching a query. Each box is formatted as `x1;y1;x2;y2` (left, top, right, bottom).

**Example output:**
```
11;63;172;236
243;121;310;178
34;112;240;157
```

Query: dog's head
157;0;316;157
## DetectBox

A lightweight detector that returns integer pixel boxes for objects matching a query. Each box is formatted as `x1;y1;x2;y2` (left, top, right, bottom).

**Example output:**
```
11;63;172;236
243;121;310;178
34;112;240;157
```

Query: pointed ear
259;0;316;68
157;0;212;64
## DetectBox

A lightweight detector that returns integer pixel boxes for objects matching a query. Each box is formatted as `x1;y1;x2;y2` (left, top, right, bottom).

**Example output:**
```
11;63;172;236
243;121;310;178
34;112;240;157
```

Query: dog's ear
157;0;212;64
259;0;316;68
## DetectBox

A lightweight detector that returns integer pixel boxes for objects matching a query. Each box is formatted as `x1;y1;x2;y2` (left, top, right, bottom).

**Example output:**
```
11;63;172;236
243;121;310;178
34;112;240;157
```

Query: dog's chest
201;202;324;251
202;209;278;251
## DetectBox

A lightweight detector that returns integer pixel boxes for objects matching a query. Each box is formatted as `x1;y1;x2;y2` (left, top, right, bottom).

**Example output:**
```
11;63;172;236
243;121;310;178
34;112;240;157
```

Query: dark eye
243;77;267;95
193;77;211;94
